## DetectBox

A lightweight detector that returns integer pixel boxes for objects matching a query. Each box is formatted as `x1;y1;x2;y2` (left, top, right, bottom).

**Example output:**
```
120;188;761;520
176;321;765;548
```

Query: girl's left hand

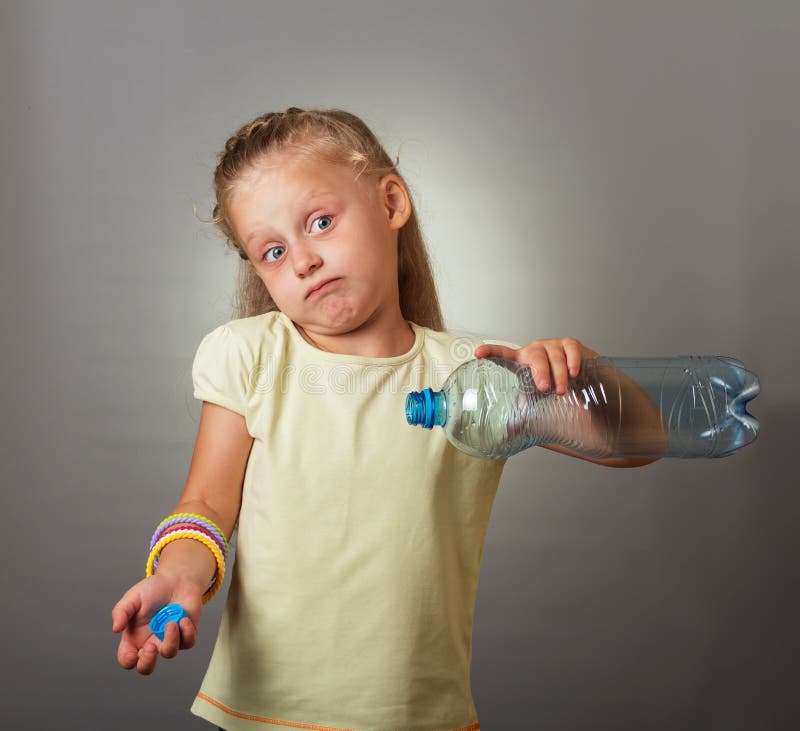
473;338;599;396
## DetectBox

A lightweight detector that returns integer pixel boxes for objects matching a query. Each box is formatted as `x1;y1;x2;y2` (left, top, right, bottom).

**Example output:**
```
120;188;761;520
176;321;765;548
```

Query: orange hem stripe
196;692;354;730
195;692;480;731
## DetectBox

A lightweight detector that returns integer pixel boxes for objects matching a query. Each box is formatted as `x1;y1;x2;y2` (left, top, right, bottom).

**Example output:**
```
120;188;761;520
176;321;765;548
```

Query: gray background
1;1;797;729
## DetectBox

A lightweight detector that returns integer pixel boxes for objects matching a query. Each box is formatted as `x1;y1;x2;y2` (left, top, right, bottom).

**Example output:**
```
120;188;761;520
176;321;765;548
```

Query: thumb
474;343;520;361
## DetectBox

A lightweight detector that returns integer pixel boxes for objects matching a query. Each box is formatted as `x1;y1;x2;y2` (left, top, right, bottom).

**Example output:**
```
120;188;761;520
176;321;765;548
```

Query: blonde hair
209;106;445;330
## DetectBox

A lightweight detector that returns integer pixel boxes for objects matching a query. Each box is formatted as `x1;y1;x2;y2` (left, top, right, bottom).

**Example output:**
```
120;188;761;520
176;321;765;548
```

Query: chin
311;301;365;329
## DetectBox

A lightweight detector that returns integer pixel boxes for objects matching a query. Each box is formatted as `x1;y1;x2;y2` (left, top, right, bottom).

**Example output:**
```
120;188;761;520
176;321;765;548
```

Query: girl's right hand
111;573;203;675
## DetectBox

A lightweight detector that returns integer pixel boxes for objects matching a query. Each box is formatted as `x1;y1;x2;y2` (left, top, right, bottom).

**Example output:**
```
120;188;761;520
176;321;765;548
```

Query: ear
379;174;412;230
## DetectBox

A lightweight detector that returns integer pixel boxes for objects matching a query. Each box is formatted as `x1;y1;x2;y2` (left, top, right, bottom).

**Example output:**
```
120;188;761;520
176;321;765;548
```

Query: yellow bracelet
146;529;226;604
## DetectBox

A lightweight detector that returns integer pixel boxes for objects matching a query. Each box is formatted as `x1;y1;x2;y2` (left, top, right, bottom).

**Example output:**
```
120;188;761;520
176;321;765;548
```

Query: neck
294;310;416;358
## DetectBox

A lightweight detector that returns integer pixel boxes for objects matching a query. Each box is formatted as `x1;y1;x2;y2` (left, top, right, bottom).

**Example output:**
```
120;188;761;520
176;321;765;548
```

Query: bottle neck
406;388;447;429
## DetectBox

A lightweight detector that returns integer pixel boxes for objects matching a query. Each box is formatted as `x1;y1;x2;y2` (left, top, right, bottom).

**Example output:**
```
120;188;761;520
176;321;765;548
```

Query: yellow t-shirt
189;311;519;731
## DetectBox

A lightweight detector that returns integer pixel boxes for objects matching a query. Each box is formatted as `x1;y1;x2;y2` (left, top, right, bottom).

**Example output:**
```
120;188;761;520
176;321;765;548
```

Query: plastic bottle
406;356;760;460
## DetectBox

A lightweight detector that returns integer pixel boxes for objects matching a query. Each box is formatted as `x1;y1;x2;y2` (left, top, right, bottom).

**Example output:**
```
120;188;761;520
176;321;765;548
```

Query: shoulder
220;310;284;342
191;312;287;415
192;312;290;389
414;323;522;364
199;311;288;357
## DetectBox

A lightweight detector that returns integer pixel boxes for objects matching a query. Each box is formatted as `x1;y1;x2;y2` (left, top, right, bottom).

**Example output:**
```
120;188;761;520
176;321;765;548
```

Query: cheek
355;246;394;283
374;237;399;272
362;224;397;262
254;269;280;299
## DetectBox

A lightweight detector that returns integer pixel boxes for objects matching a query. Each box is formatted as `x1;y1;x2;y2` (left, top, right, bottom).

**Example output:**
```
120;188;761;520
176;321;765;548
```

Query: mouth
306;277;341;299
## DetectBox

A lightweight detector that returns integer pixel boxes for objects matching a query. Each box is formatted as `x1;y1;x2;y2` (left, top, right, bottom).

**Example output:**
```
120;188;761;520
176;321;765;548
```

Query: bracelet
146;512;230;603
146;529;226;604
153;513;229;555
151;522;226;564
149;519;227;577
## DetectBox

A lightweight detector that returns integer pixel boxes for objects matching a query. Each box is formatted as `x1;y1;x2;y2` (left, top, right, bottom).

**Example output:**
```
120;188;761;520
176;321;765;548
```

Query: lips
306;277;340;299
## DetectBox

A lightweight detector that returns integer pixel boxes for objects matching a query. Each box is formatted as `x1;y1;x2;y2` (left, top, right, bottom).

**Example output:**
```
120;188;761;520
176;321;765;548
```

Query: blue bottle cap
149;603;188;641
406;388;437;429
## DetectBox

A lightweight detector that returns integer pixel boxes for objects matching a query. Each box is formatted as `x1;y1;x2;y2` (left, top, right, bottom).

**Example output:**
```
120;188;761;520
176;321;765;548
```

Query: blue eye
311;215;333;233
263;245;285;262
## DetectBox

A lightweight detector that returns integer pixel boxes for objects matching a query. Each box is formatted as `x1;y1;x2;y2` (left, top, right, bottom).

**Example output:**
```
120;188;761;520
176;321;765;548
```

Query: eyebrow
243;190;336;247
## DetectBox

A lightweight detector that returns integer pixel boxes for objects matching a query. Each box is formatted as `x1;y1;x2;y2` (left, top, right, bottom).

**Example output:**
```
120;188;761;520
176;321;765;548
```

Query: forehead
229;152;376;245
235;151;365;199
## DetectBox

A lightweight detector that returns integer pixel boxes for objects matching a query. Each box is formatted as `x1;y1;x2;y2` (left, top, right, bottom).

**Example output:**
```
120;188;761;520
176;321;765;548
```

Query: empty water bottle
406;356;760;460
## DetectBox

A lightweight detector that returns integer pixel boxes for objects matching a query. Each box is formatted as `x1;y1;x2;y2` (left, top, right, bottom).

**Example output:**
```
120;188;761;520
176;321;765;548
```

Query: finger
117;626;147;669
544;344;570;395
117;634;140;670
111;591;142;633
475;342;549;389
137;640;160;675
563;339;584;378
160;621;180;659
485;344;550;391
519;348;552;392
179;616;197;650
473;344;519;361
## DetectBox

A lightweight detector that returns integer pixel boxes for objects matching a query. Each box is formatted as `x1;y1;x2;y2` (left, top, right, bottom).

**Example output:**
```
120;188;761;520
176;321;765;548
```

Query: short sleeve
191;324;252;416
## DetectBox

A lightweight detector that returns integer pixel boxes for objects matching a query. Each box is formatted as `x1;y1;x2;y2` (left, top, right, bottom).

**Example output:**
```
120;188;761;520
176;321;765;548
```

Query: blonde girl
112;107;656;731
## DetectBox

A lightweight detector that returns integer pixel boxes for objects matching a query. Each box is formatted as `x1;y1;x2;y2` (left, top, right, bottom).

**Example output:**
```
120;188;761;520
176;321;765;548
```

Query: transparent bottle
406;356;760;460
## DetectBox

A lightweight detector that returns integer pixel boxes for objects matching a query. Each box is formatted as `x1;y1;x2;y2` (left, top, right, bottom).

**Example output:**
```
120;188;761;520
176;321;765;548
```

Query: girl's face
230;150;411;337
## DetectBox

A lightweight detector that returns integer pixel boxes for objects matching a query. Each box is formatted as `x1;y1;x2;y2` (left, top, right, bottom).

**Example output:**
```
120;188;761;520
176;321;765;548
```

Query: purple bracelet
149;516;228;558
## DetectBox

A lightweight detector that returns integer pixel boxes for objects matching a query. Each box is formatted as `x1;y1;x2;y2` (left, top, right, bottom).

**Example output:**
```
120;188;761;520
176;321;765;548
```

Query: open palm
112;573;202;675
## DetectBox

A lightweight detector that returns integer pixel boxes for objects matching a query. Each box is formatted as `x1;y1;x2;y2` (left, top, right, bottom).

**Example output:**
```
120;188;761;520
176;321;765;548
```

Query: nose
290;240;323;278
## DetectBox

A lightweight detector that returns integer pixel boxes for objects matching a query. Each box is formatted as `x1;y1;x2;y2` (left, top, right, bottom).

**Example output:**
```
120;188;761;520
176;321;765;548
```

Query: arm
539;443;660;468
155;401;254;590
112;401;254;674
475;339;665;468
539;349;666;468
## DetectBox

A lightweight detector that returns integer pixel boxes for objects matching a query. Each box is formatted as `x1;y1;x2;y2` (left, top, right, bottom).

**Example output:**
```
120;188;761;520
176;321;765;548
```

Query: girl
112;107;658;731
